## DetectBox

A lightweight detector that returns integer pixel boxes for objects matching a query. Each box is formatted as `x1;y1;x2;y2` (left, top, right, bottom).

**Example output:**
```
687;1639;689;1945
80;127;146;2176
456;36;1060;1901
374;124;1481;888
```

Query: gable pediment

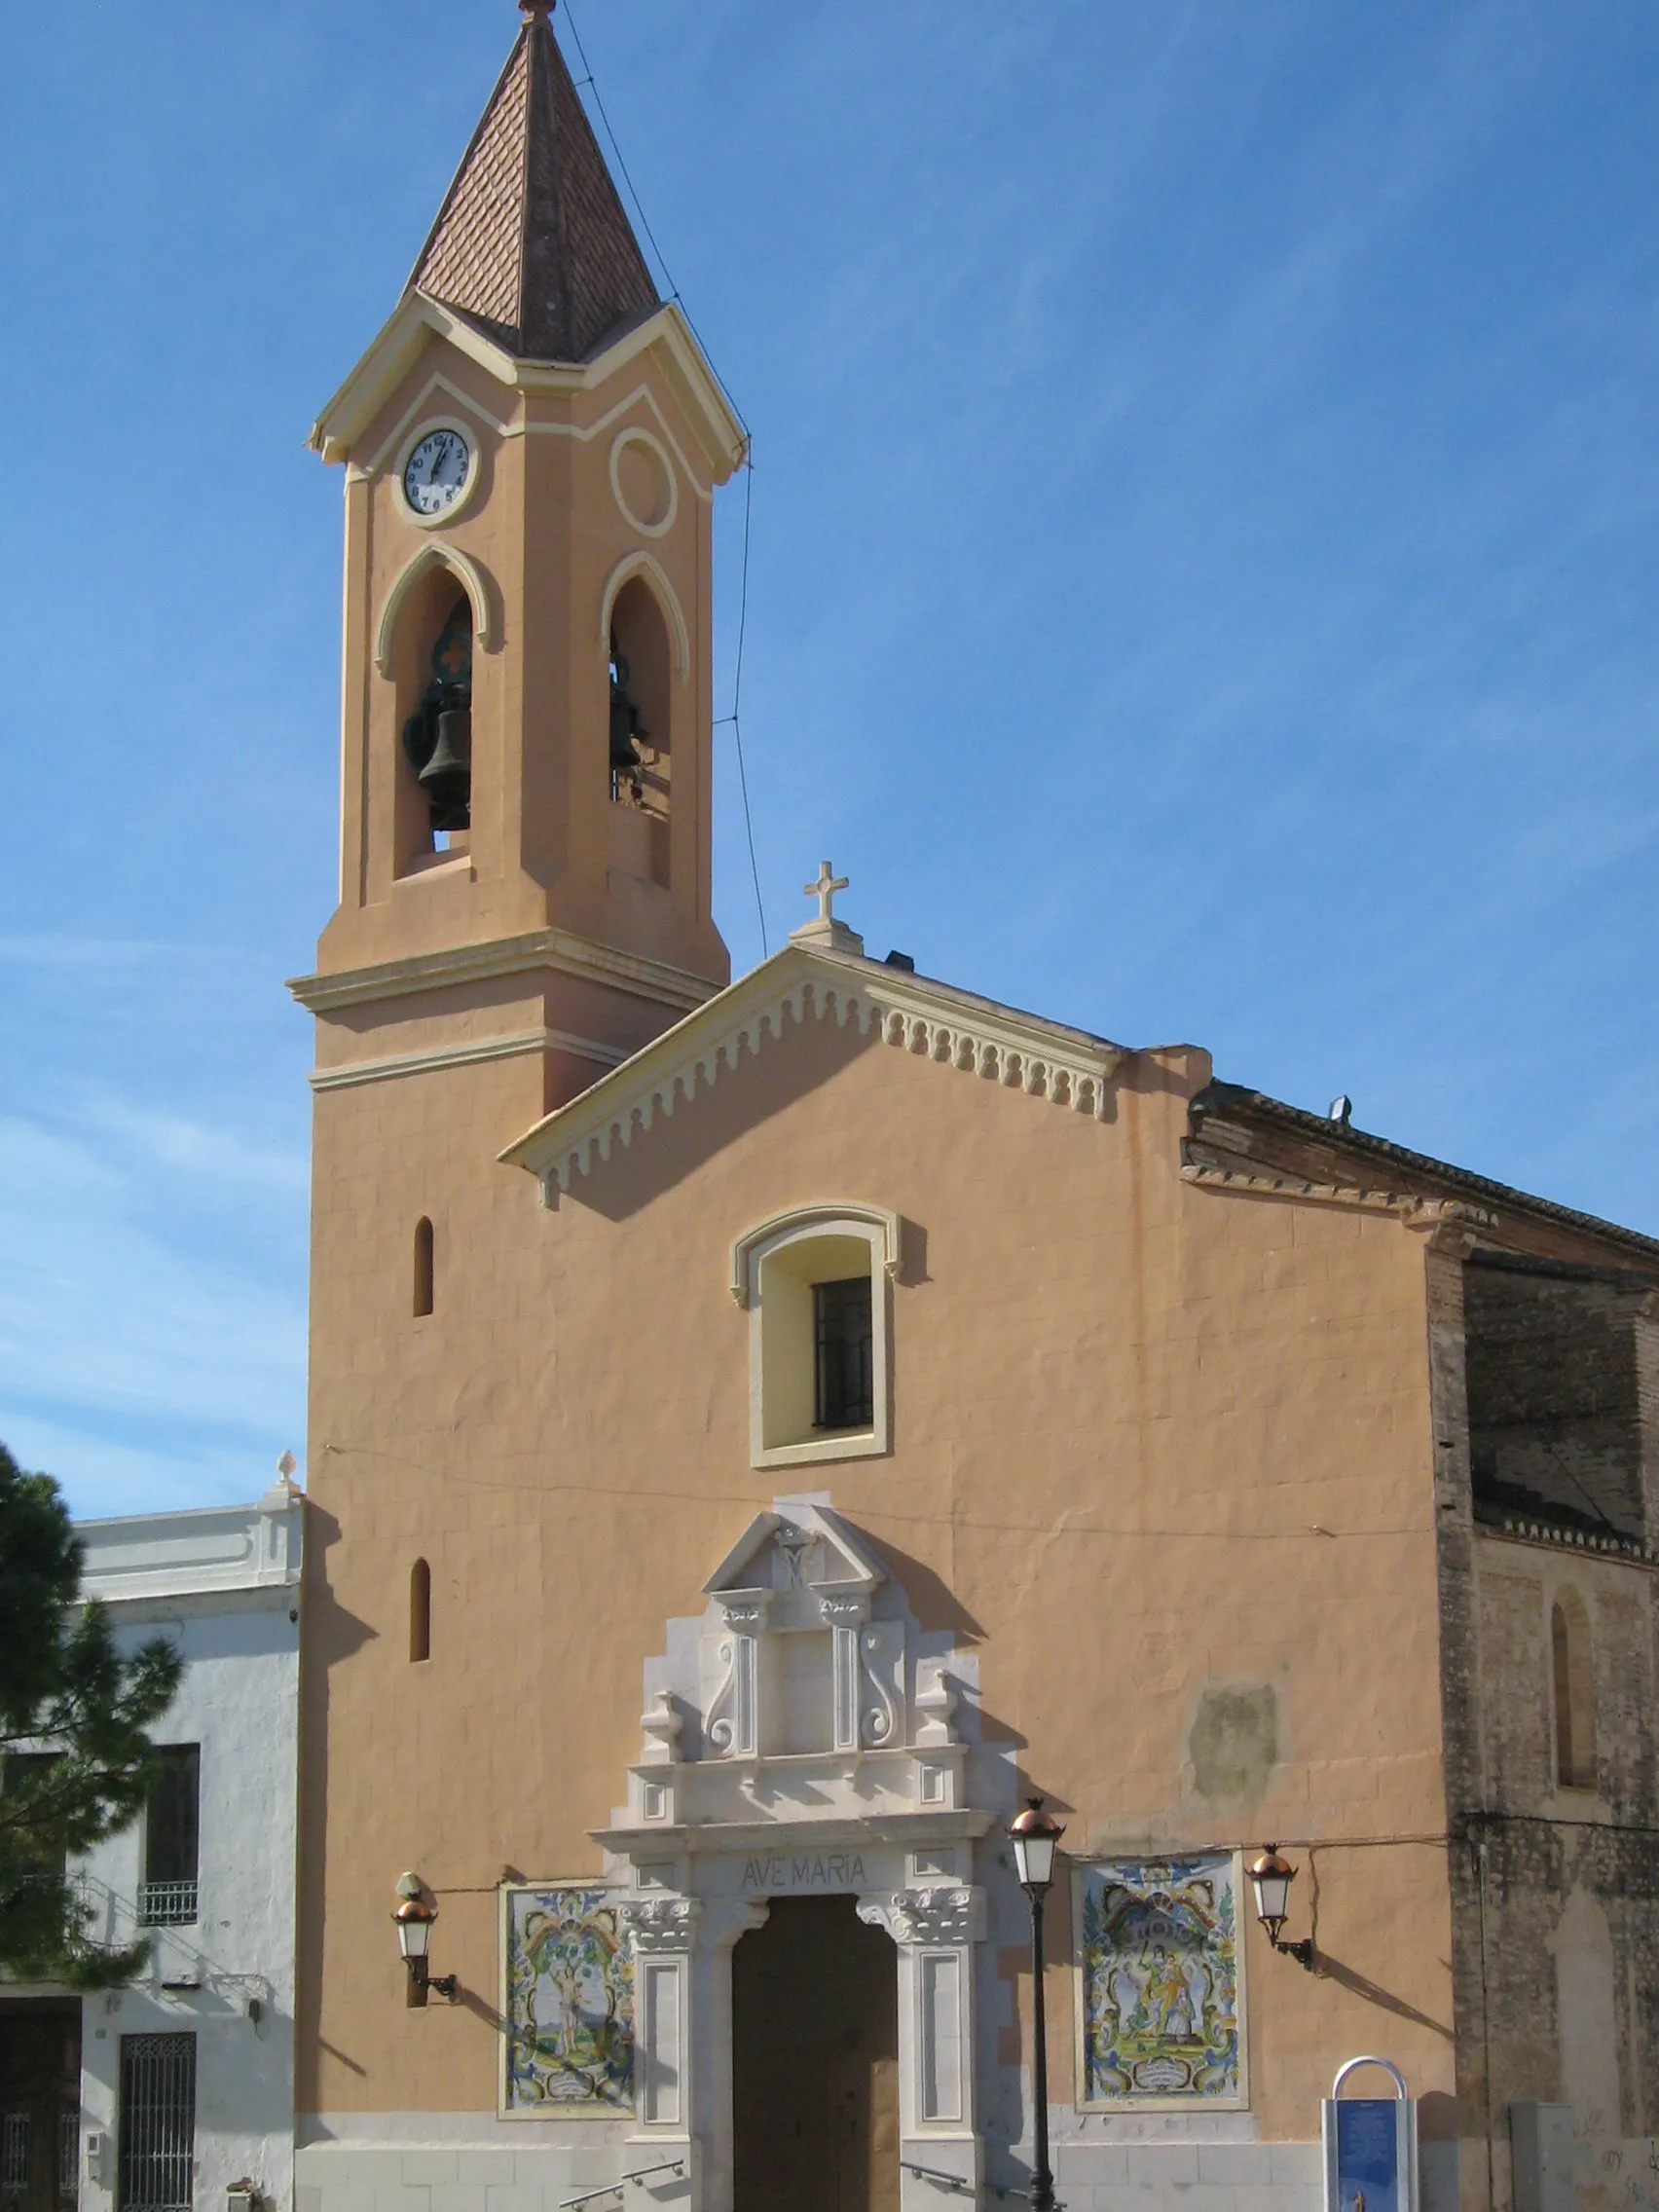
704;1500;886;1608
498;942;1125;1201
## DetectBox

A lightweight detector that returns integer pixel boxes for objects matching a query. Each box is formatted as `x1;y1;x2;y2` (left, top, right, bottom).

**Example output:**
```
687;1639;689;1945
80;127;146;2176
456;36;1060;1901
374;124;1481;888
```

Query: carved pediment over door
597;1496;981;1860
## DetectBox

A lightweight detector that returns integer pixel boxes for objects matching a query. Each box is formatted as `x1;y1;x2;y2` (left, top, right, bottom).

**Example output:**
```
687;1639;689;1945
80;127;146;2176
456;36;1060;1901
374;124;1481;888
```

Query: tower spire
409;6;657;362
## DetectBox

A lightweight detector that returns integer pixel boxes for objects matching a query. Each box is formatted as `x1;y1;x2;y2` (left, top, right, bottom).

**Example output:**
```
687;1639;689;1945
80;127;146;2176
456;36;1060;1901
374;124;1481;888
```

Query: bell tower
291;0;745;1105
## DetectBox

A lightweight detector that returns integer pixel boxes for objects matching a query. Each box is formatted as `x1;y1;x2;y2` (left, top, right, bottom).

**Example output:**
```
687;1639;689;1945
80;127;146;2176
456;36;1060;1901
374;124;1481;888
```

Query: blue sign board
1335;2098;1400;2212
1323;2059;1416;2212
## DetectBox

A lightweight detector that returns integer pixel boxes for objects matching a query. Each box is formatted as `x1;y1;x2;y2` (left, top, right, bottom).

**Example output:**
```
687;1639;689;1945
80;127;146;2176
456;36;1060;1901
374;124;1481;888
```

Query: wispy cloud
68;1094;310;1196
0;1108;305;1473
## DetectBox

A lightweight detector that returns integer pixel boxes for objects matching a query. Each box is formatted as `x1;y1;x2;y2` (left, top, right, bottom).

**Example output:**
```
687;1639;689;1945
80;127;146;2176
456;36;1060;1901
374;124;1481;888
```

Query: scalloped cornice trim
1482;1518;1654;1567
501;947;1124;1201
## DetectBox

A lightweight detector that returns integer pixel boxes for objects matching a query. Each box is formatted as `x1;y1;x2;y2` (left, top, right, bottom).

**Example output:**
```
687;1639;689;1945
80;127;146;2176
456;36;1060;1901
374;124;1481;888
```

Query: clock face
402;427;472;518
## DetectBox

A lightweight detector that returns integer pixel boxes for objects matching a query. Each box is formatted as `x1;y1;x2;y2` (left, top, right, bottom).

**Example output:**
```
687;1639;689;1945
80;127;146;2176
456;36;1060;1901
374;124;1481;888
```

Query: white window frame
730;1205;901;1469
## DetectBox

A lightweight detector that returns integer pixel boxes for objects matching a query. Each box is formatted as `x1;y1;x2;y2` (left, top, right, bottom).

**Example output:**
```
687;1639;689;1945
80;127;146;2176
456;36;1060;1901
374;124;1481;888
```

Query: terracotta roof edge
1192;1080;1659;1258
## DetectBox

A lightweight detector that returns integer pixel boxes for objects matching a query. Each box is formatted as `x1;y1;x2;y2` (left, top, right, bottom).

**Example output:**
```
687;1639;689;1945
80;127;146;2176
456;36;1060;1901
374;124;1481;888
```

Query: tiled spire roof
408;6;660;363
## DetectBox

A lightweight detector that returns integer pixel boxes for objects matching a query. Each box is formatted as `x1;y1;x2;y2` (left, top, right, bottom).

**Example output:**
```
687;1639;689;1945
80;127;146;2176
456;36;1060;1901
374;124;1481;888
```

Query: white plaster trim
311;297;746;484
728;1203;903;1309
358;373;710;513
599;551;691;678
374;542;497;676
733;1215;897;1466
362;372;511;480
509;383;712;510
609;427;680;537
78;1488;304;1601
288;927;720;1016
500;945;1124;1199
310;1026;627;1092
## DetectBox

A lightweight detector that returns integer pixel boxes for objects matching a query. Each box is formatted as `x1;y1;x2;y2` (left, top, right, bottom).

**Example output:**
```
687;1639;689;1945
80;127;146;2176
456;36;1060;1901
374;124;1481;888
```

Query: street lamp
1009;1798;1065;2212
1247;1847;1314;1971
393;1875;458;2007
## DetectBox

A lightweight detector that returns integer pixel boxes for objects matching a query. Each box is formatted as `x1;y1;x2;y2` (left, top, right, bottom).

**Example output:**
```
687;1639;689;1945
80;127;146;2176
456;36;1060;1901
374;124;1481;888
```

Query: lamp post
1247;1846;1314;1971
1009;1798;1065;2212
393;1876;458;2007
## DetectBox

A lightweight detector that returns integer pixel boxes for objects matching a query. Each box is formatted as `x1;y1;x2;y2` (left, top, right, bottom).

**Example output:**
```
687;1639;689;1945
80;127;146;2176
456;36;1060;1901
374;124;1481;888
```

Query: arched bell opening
607;575;672;889
391;568;475;876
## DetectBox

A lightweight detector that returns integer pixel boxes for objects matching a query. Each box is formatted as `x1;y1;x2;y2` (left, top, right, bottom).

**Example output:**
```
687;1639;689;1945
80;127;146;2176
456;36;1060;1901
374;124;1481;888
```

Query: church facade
288;12;1659;2212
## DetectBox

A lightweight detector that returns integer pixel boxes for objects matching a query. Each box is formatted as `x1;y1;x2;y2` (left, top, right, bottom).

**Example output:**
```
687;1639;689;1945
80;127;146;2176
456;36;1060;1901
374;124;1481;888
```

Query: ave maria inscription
741;1851;868;1893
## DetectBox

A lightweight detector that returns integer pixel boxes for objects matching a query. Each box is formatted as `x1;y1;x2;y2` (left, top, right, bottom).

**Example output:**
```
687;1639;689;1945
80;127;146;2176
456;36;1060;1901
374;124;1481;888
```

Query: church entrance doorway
731;1896;899;2212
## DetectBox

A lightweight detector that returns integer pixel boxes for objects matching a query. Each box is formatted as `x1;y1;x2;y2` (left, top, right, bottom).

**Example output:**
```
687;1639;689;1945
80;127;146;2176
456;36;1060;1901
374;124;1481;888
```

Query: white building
0;1482;303;2212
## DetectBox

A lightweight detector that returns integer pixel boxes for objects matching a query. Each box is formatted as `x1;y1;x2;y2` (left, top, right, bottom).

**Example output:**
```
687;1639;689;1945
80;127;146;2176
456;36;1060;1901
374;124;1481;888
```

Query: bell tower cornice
309;293;746;488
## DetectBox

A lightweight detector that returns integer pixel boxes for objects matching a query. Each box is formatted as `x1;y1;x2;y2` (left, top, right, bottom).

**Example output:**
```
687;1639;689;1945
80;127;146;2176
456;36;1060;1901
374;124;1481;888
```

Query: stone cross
804;861;849;928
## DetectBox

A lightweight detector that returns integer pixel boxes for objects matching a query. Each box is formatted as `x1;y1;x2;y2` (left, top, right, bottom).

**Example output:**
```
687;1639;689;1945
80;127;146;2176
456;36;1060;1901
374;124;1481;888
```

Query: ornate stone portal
594;1497;993;2212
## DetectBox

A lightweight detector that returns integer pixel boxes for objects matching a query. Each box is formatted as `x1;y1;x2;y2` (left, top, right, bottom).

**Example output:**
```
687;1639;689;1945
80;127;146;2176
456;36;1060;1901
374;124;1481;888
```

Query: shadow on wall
838;1521;986;1644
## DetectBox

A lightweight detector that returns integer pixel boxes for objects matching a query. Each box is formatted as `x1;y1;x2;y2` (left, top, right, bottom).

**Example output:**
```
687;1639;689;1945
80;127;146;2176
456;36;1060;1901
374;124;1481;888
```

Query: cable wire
557;2;683;313
730;460;767;951
557;1;767;952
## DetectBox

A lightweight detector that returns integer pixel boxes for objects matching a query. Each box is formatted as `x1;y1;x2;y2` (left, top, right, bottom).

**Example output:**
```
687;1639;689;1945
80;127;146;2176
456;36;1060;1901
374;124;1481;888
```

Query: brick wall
1431;1242;1659;2205
1463;1256;1648;1541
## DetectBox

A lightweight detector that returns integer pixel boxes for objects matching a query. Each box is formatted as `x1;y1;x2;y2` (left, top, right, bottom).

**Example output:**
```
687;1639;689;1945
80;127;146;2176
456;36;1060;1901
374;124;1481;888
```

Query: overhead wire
316;1441;1432;1542
558;1;768;952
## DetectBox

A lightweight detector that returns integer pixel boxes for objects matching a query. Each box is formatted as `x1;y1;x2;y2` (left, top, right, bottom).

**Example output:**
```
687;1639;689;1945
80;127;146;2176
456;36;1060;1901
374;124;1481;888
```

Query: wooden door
0;2001;80;2212
731;1897;899;2212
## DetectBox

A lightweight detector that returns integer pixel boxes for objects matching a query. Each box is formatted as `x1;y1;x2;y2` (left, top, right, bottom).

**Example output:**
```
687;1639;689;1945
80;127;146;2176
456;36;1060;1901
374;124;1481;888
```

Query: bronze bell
421;702;469;788
420;698;471;828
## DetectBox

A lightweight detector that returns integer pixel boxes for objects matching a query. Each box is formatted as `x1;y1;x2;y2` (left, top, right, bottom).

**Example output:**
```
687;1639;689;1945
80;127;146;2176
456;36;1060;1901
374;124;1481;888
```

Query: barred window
57;2110;78;2210
3;2112;29;2205
733;1206;897;1468
139;1750;199;1927
118;2037;194;2212
813;1277;873;1430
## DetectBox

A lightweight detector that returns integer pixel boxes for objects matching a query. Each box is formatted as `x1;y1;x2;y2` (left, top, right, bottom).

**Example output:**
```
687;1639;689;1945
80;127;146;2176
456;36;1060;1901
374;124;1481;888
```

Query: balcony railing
135;1882;199;1928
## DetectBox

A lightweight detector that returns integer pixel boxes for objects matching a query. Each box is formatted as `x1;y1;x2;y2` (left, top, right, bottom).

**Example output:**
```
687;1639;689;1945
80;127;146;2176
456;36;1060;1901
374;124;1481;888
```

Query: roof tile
409;12;659;363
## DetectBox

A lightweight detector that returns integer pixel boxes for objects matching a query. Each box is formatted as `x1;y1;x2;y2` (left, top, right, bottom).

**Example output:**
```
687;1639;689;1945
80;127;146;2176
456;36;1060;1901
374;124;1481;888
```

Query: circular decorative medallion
608;429;677;537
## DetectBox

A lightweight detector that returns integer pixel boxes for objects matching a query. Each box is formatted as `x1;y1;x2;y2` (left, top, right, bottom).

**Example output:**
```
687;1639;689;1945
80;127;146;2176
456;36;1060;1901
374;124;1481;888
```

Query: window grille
135;1882;199;1928
2;2113;29;2204
142;1750;200;1919
118;2036;195;2212
57;2108;78;2207
813;1276;873;1430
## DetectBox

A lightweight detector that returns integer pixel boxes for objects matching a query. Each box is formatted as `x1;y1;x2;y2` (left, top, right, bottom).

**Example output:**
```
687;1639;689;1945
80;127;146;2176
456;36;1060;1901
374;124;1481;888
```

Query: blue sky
3;1;1657;1517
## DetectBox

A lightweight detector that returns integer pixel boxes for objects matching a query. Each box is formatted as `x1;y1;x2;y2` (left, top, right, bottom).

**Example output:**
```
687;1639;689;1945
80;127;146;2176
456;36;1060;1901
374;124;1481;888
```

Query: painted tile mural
1075;1854;1244;2107
501;1887;634;2116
